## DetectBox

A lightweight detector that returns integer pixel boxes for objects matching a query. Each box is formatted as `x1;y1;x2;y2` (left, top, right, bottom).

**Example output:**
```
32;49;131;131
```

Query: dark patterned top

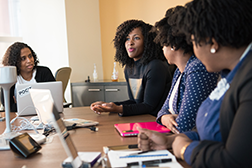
157;55;219;132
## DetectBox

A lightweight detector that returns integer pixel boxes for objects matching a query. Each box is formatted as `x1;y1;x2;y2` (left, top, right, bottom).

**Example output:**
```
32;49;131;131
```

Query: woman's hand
90;101;105;114
90;101;122;114
161;114;179;134
172;134;192;159
137;127;172;151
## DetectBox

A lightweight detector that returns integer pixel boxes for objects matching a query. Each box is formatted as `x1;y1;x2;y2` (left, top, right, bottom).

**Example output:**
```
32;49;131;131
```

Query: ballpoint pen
142;158;172;165
120;153;168;159
127;158;172;167
128;150;151;156
104;144;138;151
93;154;107;167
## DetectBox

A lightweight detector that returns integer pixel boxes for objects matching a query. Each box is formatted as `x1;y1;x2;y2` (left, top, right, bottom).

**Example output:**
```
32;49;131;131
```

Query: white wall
20;0;71;102
65;0;103;83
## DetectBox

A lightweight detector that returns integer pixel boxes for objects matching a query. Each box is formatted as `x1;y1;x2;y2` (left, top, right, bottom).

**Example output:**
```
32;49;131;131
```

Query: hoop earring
210;48;216;53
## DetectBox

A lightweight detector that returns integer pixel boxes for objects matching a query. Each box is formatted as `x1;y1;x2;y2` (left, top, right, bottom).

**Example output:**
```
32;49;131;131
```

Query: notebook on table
63;118;99;128
16;81;63;116
114;121;170;137
29;89;101;168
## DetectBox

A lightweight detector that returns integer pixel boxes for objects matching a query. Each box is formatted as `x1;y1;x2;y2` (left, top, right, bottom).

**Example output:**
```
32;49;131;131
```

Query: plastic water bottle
93;63;98;81
111;62;118;82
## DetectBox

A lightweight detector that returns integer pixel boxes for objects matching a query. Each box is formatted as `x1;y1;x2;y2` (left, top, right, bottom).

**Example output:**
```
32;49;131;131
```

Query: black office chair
55;67;72;108
0;87;4;112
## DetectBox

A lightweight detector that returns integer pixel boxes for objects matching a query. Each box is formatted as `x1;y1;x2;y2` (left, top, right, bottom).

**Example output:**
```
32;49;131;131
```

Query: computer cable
43;126;56;137
66;123;98;132
42;123;98;138
10;116;39;134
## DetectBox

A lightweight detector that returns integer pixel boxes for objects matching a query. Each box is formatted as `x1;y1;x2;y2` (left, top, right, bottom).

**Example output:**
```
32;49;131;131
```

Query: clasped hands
137;127;192;160
90;101;123;114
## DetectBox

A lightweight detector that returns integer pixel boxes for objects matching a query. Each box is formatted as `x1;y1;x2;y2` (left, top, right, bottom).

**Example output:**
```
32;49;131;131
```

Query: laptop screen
29;89;83;168
16;81;63;116
52;105;79;163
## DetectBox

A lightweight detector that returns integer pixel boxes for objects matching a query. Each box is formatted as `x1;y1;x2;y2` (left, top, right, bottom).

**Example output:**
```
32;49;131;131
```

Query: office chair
0;87;4;112
55;67;72;108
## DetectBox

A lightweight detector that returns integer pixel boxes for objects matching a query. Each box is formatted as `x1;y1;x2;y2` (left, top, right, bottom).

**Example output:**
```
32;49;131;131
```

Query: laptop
29;88;99;127
29;89;101;168
16;81;63;116
114;121;170;137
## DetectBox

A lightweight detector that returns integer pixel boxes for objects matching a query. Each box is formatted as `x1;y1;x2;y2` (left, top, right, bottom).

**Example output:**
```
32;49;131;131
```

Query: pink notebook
114;121;170;137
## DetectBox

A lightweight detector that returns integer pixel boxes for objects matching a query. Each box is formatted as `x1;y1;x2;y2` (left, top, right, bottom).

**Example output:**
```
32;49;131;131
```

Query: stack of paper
62;152;101;167
108;149;183;168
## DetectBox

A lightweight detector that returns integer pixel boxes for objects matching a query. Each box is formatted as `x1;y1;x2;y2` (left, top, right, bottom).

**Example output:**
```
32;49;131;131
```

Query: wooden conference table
0;107;190;168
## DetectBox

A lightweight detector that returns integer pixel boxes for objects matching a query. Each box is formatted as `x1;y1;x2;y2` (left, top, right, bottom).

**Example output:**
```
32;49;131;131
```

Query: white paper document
108;149;183;168
63;151;101;167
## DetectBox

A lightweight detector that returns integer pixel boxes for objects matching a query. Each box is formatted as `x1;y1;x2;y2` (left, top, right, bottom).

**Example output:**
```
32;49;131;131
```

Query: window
0;0;22;64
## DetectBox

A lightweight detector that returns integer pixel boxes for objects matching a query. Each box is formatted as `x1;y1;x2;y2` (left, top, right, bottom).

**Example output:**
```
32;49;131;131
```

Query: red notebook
114;121;170;137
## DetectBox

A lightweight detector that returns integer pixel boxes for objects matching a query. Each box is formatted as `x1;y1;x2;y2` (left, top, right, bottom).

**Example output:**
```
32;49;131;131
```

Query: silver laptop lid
29;89;83;168
16;81;63;116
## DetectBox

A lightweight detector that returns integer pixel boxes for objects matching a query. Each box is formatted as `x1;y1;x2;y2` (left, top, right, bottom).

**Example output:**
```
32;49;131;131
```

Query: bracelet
180;143;190;160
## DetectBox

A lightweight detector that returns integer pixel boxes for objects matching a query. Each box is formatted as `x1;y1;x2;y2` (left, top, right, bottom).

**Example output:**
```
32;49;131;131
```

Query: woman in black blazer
1;42;55;112
137;0;252;167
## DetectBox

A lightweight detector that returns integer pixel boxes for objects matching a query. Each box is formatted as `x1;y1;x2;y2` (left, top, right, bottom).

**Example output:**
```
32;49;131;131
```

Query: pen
142;158;172;165
93;154;107;167
120;154;168;158
104;144;138;151
128;150;151;156
128;144;138;149
127;158;172;167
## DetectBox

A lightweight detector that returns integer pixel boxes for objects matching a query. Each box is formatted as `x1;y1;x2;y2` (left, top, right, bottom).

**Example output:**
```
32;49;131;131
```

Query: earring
171;48;174;51
210;48;216;53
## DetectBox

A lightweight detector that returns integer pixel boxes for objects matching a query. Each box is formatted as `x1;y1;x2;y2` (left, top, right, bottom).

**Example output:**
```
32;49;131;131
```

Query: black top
190;51;252;168
114;59;174;117
1;66;55;112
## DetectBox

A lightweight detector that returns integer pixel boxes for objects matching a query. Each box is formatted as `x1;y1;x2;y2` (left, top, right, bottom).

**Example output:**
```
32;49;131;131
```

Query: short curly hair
153;6;193;55
2;42;39;75
113;19;166;68
183;0;252;48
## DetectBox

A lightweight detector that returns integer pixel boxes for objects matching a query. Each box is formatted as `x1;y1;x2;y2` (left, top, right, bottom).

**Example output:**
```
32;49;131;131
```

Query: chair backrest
55;67;72;102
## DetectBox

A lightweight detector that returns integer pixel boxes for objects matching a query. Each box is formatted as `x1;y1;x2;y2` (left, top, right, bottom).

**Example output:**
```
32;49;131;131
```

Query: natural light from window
0;0;22;64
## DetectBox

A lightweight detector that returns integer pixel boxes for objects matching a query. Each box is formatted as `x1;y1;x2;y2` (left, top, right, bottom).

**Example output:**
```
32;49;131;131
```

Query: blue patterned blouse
156;55;219;133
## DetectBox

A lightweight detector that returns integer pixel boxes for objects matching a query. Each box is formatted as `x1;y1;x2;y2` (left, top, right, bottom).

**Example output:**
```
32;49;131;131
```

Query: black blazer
190;51;252;168
1;66;55;112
